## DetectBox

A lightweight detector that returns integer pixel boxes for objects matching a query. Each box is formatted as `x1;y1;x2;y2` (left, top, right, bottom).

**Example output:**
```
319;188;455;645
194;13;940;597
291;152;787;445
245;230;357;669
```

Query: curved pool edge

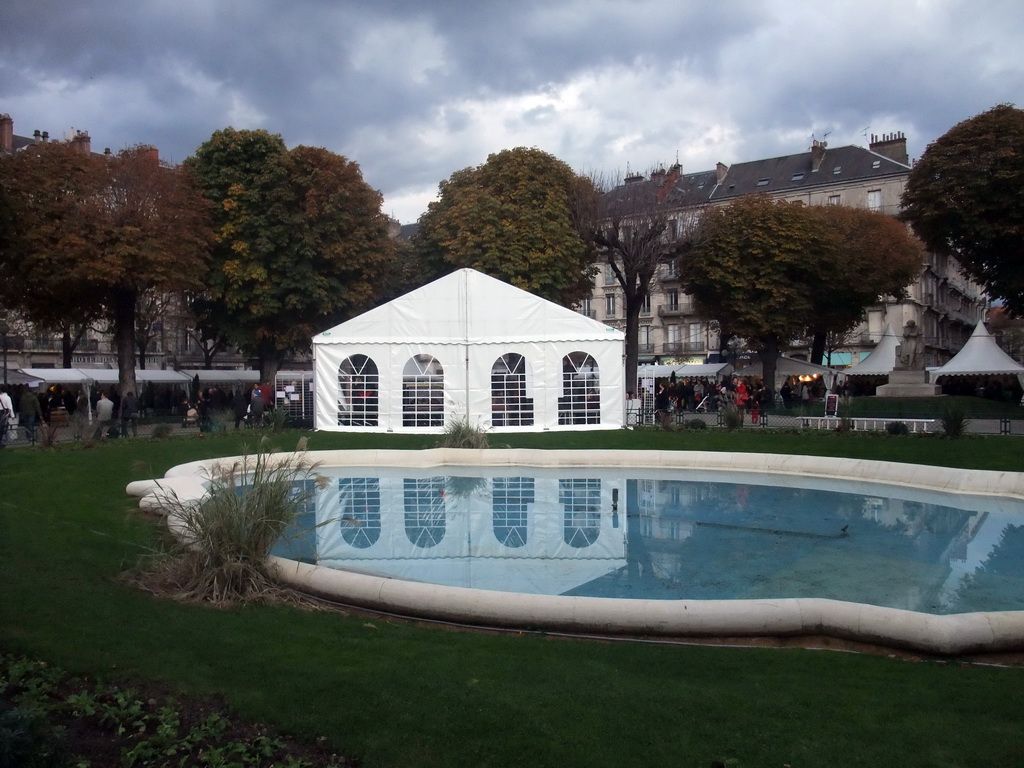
127;448;1024;656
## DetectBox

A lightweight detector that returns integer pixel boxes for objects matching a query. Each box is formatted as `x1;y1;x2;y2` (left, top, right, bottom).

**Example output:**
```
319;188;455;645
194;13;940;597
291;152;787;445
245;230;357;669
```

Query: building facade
587;133;988;369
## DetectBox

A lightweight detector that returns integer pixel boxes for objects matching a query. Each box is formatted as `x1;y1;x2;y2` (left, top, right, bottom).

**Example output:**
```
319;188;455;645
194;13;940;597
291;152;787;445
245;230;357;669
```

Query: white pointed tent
843;324;901;376
312;269;626;432
931;321;1024;400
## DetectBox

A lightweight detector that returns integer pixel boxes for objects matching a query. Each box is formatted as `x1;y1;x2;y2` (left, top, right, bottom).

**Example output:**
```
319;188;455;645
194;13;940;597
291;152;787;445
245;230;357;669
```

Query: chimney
41;131;49;142
658;163;682;202
71;130;91;154
33;129;41;142
0;114;12;154
811;139;827;172
869;131;909;165
715;162;728;185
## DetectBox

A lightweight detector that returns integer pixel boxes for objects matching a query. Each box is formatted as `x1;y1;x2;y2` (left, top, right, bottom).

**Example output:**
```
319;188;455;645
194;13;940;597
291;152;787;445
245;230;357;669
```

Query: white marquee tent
843;324;901;376
312;269;626;433
931;321;1024;399
734;356;844;392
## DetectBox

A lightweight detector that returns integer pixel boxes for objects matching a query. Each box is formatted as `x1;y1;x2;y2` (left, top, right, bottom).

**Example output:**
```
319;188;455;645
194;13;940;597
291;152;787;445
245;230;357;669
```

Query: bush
721;405;743;430
685;419;708;430
885;421;910;436
438;416;489;449
150;423;173;440
940;402;970;439
127;437;322;604
0;705;70;768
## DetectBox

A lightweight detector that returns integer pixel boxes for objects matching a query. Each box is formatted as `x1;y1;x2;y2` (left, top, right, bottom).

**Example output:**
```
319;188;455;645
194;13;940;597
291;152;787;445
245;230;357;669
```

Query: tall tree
805;205;923;364
678;195;834;395
186;129;396;383
0;142;212;395
901;104;1024;314
414;147;596;307
588;167;703;393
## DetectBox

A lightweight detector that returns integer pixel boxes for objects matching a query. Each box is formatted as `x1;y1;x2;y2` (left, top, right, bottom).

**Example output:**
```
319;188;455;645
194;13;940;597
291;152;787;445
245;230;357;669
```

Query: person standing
120;391;138;438
19;387;44;441
654;383;672;430
248;384;264;427
93;392;115;440
0;385;14;447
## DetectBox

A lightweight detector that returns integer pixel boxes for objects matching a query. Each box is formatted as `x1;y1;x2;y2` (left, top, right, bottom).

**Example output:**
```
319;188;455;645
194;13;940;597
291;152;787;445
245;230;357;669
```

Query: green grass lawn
2;428;1024;767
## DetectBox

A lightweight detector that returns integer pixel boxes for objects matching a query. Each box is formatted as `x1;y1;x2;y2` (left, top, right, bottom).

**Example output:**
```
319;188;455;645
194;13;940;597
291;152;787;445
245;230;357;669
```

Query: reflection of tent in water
305;472;627;595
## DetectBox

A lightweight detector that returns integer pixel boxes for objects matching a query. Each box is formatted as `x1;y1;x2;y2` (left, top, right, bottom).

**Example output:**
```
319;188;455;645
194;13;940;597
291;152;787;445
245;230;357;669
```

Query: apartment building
587;133;987;368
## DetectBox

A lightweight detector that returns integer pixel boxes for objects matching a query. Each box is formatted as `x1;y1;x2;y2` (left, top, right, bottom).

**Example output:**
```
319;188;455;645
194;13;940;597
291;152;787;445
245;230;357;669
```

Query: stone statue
898;320;924;370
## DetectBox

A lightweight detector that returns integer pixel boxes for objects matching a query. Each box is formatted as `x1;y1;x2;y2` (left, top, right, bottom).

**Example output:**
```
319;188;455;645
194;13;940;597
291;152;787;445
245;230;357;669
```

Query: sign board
824;393;839;417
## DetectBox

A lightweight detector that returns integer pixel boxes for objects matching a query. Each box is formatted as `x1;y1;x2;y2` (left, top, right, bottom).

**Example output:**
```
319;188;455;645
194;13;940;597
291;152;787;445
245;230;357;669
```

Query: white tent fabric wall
843;324;900;376
312;269;626;433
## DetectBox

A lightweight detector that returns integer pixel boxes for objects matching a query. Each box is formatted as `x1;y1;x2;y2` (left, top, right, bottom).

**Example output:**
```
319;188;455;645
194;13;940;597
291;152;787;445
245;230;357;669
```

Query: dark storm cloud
2;1;1022;221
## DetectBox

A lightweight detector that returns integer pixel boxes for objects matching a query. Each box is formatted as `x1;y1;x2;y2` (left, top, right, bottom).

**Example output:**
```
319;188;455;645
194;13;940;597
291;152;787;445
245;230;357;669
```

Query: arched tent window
559;352;601;425
337;355;379;427
491;353;533;427
402;354;444;427
404;477;446;548
338;477;381;549
560;478;601;548
492;476;534;548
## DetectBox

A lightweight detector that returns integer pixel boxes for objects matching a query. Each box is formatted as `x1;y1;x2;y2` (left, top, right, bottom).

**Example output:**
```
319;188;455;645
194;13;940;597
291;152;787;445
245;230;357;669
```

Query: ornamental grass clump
129;437;323;605
438;415;489;449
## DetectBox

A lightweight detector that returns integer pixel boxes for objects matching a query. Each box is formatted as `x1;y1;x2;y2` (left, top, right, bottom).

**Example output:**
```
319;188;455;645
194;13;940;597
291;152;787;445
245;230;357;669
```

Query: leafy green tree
679;195;835;394
901;104;1024;314
414;147;596;307
805;205;923;364
186;129;396;383
0;142;212;395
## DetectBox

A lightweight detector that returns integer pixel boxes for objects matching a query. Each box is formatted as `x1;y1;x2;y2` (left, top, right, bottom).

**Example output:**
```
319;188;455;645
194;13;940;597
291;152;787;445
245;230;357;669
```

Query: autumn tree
186;129;396;383
414;147;596;307
805;205;923;364
678;195;835;395
0;142;212;395
901;104;1024;314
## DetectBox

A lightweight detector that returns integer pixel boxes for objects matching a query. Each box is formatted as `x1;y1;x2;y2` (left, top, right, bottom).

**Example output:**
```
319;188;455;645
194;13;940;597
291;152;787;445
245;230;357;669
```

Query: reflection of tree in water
948;524;1024;613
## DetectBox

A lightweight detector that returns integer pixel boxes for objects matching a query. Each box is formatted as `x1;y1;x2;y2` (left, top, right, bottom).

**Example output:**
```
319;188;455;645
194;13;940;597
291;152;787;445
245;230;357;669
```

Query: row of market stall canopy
6;270;1022;431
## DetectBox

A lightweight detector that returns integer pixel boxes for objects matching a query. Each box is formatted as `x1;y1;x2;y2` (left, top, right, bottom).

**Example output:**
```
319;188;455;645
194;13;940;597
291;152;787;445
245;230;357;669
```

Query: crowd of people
0;380;276;446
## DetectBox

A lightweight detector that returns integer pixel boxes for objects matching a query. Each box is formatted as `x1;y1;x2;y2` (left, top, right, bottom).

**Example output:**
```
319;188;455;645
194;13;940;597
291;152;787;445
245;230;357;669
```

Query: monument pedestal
876;370;941;398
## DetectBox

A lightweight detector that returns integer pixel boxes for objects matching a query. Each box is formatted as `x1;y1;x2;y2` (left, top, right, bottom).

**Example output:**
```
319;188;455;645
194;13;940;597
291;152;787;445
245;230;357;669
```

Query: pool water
270;466;1024;615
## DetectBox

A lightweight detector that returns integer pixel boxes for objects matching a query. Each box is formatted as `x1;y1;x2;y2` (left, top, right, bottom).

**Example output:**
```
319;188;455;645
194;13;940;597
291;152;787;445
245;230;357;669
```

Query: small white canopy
844;324;901;376
313;269;625;433
932;321;1024;379
181;369;261;386
19;368;193;387
735;356;843;391
636;362;734;381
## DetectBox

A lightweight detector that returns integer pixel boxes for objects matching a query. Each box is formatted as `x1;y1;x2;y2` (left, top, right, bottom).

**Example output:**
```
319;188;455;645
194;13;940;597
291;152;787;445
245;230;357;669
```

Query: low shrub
885;421;910;436
721;405;743;430
685;419;708;430
940;402;969;439
150;423;173;439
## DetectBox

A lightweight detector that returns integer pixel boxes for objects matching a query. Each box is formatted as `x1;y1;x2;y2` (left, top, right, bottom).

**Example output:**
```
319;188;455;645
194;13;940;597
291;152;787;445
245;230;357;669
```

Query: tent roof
313;268;625;345
19;368;193;385
636;363;734;379
181;369;261;384
932;321;1024;378
3;368;45;386
735;356;842;379
844;324;901;376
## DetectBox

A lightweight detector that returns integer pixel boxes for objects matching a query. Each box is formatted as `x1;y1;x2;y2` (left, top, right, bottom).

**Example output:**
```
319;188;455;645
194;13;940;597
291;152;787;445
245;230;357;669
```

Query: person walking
93;392;115;440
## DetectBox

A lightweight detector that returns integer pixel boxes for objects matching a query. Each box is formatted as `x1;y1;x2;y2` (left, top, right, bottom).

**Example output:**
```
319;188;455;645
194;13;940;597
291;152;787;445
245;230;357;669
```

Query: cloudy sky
3;0;1022;223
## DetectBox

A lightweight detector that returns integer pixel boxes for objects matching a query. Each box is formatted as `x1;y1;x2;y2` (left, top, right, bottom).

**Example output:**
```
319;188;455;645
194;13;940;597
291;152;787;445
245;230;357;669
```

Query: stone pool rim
126;448;1024;656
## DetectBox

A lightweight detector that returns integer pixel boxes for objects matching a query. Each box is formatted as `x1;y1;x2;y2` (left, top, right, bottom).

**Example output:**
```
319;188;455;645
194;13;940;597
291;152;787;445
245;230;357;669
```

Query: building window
578;297;592;318
667;289;679;312
663;260;680;278
604;263;617;285
867;189;882;211
756;177;770;187
828;195;841;205
338;354;379;427
668;219;678;240
402;354;444;427
605;294;616;318
640;293;651;315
